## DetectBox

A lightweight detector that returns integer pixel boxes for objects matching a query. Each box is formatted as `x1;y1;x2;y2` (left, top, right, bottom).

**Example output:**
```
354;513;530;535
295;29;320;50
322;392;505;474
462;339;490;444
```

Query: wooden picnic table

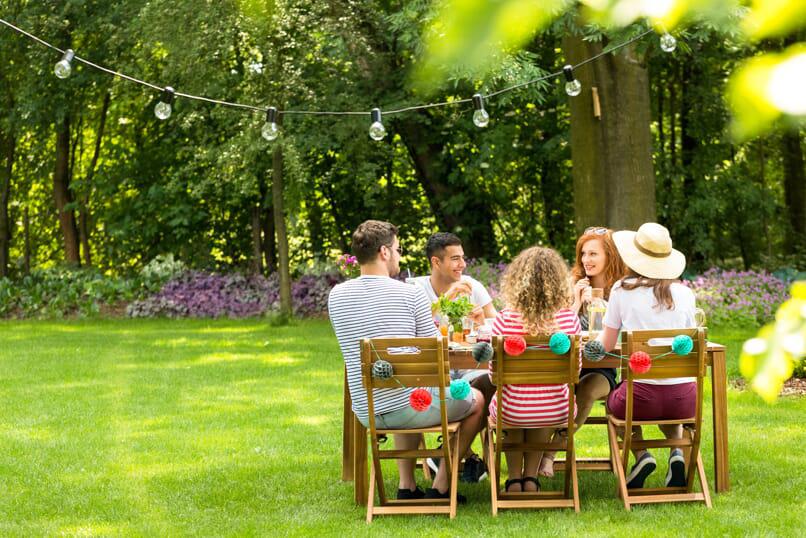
342;341;729;505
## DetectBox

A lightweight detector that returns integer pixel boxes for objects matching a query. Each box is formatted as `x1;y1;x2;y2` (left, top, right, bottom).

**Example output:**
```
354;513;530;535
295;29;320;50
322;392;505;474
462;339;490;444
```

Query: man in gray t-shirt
411;232;497;482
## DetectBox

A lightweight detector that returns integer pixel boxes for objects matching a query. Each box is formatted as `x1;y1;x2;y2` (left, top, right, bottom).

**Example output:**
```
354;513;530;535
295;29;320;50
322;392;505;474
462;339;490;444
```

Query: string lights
563;65;582;97
0;17;668;143
154;86;175;120
53;49;74;79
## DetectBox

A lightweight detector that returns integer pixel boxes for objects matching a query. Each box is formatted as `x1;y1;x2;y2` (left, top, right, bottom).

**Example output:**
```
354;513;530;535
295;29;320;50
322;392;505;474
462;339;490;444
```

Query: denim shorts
360;387;475;429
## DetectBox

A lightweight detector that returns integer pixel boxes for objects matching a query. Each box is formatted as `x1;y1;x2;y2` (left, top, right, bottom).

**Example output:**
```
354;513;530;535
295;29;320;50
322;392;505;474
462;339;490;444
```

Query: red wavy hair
570;229;627;300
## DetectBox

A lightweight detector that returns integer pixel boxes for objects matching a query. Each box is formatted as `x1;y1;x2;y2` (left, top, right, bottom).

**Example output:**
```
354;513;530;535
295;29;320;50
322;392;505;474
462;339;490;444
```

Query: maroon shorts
606;382;696;421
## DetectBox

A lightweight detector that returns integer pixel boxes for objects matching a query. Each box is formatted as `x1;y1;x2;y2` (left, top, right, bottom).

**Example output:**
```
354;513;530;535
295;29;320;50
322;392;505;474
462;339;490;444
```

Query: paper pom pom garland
371;359;394;380
504;335;527;356
672;335;694;356
549;332;571;354
583;339;606;361
450;379;471;400
629;351;652;374
409;388;433;412
472;341;494;363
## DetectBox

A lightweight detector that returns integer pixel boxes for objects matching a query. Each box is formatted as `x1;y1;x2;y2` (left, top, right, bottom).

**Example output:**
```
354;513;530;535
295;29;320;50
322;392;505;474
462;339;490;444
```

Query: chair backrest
359;336;451;431
623;328;708;383
621;327;708;454
490;334;580;386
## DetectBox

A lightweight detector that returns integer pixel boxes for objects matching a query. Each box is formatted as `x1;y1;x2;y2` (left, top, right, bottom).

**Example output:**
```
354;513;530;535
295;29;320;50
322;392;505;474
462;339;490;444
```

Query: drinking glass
694;308;707;328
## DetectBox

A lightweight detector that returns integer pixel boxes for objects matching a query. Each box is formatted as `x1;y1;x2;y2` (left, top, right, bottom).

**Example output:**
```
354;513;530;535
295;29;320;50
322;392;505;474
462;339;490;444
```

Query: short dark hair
351;220;399;264
426;232;462;263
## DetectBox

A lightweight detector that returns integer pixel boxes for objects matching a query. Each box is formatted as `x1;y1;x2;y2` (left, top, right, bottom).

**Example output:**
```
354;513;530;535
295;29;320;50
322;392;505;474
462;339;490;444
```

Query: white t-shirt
411;275;493;308
603;279;696;385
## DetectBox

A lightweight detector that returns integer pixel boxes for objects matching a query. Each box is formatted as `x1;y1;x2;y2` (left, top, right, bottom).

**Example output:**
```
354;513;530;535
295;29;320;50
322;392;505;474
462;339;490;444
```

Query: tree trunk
78;91;111;267
0;132;14;278
250;203;263;274
782;130;806;251
263;203;276;272
23;205;30;275
272;143;292;316
397;114;498;259
54;117;81;265
563;36;656;233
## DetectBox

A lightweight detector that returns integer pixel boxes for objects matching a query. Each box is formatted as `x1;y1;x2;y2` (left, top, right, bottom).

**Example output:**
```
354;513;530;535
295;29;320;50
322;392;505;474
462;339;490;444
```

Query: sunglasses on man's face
382;244;404;255
584;227;608;235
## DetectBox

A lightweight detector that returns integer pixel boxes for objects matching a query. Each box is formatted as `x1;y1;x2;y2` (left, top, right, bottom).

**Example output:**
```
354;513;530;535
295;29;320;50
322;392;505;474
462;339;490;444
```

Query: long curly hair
570;229;627;300
500;246;572;334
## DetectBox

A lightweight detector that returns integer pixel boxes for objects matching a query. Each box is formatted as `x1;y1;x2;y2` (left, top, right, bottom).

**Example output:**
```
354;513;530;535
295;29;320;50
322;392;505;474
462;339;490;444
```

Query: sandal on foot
538;455;555;478
504;478;523;492
521;476;540;492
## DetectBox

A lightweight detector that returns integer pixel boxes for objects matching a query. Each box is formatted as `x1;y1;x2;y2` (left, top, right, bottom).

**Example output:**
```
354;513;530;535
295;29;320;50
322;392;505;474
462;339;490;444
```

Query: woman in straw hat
598;223;698;490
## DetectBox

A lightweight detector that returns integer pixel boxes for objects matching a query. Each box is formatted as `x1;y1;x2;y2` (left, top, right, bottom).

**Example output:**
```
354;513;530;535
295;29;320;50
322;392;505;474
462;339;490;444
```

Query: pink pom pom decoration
629;351;652;374
504;335;527;356
409;388;432;412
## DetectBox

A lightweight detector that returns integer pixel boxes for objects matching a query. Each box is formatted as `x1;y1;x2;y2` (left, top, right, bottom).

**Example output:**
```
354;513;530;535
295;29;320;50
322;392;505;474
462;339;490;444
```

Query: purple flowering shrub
684;268;790;326
127;271;280;318
464;259;506;309
127;269;345;319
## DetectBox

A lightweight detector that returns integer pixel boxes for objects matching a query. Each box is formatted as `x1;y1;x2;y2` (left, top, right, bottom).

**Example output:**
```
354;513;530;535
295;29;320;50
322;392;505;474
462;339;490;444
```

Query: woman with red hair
539;226;627;478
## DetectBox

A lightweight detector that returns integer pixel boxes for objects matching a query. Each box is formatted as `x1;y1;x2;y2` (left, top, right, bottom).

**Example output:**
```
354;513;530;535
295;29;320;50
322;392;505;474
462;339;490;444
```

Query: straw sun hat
612;223;686;280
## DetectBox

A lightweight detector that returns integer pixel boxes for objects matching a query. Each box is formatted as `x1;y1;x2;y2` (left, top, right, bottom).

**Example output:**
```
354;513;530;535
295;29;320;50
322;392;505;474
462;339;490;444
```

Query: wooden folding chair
485;334;581;514
361;335;462;522
607;327;712;510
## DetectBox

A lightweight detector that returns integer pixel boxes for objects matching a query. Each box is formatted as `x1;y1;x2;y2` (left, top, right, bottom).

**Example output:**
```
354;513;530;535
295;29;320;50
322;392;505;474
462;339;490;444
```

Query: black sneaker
461;454;488;483
626;452;656;489
665;449;686;487
397;486;426;500
424;488;467;504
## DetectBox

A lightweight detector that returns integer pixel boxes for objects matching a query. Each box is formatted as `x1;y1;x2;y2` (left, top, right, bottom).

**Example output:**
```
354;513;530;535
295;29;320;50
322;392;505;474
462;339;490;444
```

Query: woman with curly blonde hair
489;246;581;493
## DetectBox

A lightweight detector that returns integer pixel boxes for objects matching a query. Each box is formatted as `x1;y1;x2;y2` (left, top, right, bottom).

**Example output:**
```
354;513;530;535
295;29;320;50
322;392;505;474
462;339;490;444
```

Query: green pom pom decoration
450;379;471;400
372;359;394;380
583;339;606;362
549;332;571;354
472;341;494;363
672;335;694;356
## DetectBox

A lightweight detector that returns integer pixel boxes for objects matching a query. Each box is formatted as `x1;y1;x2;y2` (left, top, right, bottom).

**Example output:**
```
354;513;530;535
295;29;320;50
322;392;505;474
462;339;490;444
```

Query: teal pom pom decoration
450;379;471;400
549;332;571;354
372;359;394;380
472;341;494;363
583;339;606;362
672;335;694;356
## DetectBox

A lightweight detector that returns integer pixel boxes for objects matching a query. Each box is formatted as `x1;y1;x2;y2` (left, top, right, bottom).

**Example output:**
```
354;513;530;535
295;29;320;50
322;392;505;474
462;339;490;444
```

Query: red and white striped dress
488;308;580;427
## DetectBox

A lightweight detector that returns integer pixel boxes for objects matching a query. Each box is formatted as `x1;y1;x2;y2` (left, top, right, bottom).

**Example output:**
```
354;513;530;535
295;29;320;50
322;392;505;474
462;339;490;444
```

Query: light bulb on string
368;108;386;141
563;65;582;97
54;49;75;79
472;93;490;127
154;86;175;120
262;107;279;141
660;32;677;53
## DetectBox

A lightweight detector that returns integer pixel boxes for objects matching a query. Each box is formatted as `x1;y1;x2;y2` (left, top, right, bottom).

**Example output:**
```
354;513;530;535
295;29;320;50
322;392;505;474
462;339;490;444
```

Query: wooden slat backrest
624;328;708;381
360;336;450;390
490;334;580;386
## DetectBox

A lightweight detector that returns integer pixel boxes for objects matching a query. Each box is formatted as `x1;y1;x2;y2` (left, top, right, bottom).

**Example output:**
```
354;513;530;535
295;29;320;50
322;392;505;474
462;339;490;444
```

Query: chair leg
697;451;713;508
449;428;461;519
366;461;376;524
607;422;631;511
570;447;580;513
488;427;499;516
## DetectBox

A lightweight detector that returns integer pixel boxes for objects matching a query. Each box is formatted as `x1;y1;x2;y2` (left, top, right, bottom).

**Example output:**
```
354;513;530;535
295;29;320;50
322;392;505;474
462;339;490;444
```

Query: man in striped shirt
329;220;484;501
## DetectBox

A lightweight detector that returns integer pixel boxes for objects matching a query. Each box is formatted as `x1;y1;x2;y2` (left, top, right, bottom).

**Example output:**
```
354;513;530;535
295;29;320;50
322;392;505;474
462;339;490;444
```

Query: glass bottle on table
587;288;607;340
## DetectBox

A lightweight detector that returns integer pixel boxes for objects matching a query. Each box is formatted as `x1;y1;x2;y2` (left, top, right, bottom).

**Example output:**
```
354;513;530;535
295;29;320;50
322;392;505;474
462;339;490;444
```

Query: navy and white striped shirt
328;275;438;422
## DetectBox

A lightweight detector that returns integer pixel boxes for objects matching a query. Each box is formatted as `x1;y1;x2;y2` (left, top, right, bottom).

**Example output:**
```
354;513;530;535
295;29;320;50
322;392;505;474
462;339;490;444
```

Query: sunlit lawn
0;318;804;536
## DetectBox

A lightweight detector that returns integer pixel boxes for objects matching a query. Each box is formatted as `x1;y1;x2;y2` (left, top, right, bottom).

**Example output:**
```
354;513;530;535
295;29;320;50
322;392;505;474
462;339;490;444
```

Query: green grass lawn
0;319;804;537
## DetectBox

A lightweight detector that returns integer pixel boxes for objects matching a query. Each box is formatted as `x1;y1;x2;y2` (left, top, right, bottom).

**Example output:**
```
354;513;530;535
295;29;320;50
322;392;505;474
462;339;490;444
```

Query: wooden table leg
342;368;354;482
710;350;730;492
353;414;368;505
